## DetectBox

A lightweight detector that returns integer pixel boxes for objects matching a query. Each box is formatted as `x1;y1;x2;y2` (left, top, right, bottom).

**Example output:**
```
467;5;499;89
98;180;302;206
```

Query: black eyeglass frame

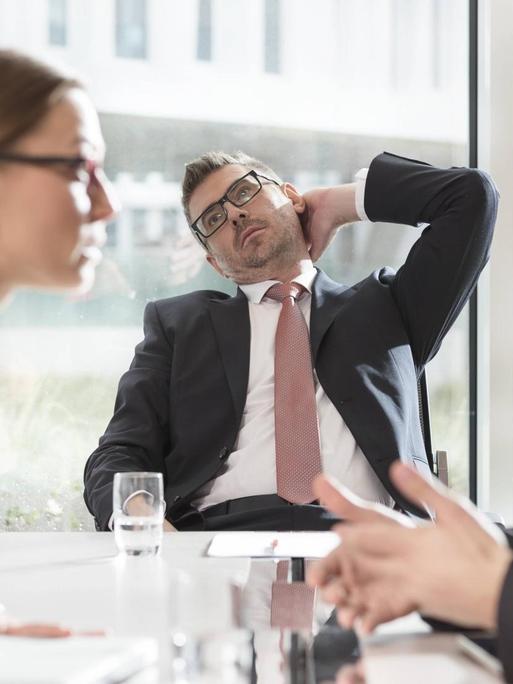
190;169;280;243
0;153;98;185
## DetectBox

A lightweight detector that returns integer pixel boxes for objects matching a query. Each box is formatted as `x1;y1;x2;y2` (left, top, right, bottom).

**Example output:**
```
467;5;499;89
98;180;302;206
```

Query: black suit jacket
84;152;498;531
499;561;513;682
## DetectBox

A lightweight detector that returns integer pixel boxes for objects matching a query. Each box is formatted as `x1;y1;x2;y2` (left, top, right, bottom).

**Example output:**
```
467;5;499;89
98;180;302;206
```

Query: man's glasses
0;153;99;187
190;170;280;242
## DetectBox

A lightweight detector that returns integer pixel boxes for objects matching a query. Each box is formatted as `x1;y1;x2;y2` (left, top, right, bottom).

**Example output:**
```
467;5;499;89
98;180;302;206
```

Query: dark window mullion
468;0;479;503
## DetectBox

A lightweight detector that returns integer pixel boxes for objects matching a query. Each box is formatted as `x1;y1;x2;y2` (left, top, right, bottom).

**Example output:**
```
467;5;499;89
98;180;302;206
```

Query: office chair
417;370;449;486
417;370;505;527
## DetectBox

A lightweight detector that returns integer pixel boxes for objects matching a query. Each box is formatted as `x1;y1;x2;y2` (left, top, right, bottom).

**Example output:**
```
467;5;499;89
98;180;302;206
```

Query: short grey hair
181;150;282;226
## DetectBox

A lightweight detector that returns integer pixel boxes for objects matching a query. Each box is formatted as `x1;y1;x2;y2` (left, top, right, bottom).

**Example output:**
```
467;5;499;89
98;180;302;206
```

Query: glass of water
113;472;164;556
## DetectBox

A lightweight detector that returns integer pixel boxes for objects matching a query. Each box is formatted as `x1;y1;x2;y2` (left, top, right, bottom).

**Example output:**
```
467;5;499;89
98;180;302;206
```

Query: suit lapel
208;289;250;418
310;270;353;360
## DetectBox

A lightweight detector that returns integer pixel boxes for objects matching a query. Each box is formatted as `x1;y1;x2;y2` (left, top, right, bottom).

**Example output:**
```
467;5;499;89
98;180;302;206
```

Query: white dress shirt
194;170;393;510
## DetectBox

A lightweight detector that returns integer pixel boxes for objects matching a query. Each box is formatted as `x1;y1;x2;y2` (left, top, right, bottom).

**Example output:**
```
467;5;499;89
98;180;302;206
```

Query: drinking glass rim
114;471;163;479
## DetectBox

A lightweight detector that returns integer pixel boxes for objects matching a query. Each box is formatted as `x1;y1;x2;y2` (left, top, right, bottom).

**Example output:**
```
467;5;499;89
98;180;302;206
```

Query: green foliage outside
0;369;469;531
0;373;118;531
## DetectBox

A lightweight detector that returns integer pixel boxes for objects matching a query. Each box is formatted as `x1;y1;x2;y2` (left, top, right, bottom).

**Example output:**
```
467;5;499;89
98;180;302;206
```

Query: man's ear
206;253;228;278
282;182;306;215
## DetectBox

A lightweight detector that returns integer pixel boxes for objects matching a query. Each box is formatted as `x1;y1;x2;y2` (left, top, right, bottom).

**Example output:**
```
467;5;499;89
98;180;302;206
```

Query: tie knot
266;282;305;303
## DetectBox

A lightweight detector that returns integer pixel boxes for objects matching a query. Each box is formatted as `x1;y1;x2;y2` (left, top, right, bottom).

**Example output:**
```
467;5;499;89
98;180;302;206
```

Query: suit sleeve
83;301;172;530
504;528;513;549
364;152;499;367
498;561;513;682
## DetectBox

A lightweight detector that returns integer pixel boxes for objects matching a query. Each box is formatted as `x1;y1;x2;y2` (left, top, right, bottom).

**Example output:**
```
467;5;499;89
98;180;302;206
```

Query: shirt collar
239;262;317;304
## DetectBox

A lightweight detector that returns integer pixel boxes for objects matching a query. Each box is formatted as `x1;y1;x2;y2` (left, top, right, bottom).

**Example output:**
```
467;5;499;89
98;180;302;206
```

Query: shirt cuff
122;489;155;513
354;168;369;221
108;489;155;531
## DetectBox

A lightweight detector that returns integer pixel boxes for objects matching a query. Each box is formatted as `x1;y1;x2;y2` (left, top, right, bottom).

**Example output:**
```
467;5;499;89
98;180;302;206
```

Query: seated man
83;151;498;532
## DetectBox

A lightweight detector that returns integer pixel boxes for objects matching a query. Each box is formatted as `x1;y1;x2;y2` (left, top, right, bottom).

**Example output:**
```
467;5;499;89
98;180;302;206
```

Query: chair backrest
417;371;449;485
417;370;434;472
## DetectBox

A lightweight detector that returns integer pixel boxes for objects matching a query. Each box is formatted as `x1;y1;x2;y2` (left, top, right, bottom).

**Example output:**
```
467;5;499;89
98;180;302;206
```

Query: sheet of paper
206;531;340;558
0;636;157;684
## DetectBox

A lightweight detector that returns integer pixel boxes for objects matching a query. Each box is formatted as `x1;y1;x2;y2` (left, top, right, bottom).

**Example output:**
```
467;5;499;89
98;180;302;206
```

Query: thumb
390;462;466;524
314;474;410;526
391;462;506;542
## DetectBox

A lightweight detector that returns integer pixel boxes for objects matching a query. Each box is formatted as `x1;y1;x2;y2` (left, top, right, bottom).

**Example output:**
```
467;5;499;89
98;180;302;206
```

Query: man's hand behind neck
301;183;359;262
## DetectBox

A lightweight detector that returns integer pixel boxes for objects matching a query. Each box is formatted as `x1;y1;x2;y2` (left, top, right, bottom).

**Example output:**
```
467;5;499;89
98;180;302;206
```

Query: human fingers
329;558;375;629
323;551;418;634
319;576;349;606
337;605;360;631
337;571;417;635
391;462;498;540
314;474;412;527
307;543;346;588
308;230;335;262
3;623;72;638
299;202;312;248
358;593;416;635
307;221;335;262
390;461;453;517
308;535;372;592
341;523;413;559
336;660;366;684
301;192;338;261
319;550;362;601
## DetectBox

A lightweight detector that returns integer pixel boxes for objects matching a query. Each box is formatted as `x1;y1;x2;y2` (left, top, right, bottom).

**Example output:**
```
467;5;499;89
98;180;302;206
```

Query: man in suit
307;466;513;682
83;150;498;532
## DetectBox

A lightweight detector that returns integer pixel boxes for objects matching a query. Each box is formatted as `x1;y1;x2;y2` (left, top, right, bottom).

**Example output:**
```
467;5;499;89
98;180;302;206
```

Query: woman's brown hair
0;49;82;150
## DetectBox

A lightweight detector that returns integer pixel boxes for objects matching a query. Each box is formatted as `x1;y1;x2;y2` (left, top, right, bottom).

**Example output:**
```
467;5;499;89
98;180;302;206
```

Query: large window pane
264;0;281;73
115;0;147;59
197;0;212;62
0;0;470;529
48;0;67;46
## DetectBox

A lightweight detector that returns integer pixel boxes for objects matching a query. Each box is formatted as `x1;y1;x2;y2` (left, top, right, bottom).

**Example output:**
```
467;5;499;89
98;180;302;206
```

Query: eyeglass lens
199;174;261;235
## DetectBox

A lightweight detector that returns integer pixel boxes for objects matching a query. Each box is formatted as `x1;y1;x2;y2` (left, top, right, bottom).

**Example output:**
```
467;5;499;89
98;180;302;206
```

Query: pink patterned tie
266;282;322;504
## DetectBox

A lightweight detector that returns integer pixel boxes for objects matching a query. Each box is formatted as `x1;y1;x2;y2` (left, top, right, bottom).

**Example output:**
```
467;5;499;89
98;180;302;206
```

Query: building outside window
48;0;67;46
115;0;147;59
197;0;212;61
431;0;444;89
264;0;281;74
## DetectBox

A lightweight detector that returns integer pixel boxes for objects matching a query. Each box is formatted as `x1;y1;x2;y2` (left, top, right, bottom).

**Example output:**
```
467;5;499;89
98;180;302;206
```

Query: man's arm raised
302;153;498;367
366;153;498;367
301;183;359;262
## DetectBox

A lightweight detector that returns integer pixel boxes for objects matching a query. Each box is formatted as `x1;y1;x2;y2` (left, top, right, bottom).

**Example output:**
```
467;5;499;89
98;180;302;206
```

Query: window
264;0;281;74
115;0;147;59
48;0;67;46
197;0;212;62
431;0;443;89
390;0;417;90
106;220;117;248
0;1;471;529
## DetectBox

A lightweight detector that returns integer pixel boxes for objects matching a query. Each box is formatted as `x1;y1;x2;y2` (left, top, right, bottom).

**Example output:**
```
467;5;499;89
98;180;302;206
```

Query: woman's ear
282;182;306;215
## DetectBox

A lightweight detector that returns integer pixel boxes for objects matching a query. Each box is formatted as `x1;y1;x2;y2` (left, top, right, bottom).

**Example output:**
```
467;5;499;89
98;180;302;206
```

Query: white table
0;533;504;683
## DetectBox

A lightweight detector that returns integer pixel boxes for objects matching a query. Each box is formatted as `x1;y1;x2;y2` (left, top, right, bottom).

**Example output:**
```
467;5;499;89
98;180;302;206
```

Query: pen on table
263;538;279;555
